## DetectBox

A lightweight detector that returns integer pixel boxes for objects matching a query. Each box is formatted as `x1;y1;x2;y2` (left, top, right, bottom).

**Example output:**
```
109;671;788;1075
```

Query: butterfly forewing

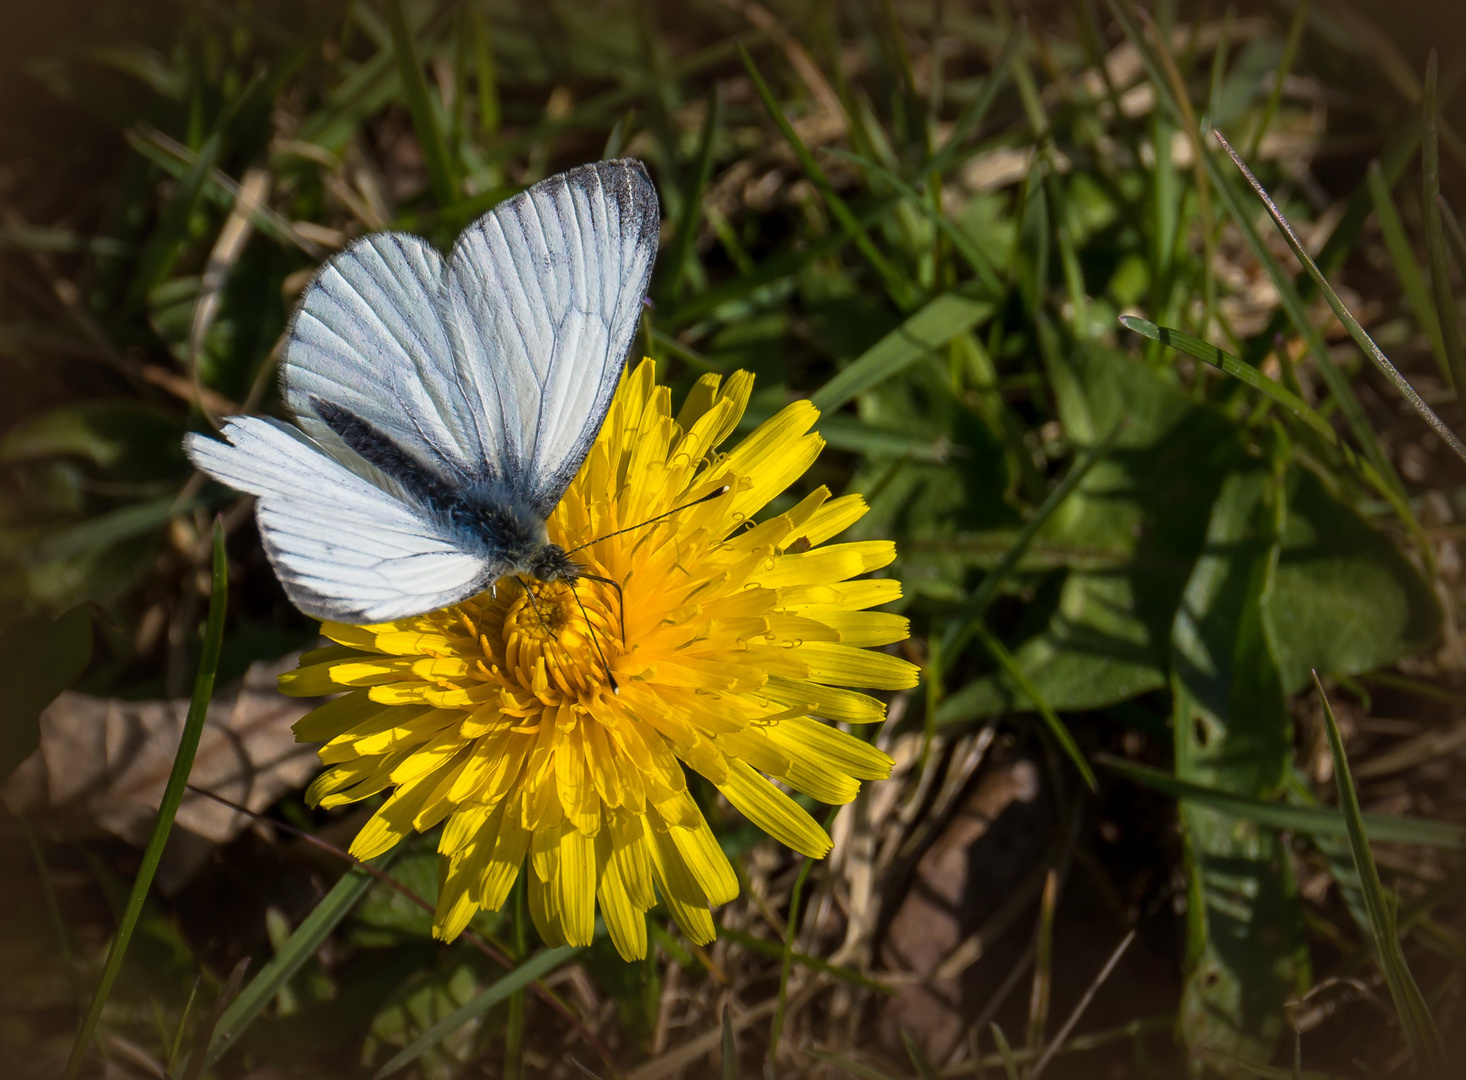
446;160;659;518
283;232;483;485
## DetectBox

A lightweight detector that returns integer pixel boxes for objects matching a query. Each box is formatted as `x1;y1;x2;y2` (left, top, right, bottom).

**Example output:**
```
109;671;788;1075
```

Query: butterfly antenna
571;587;620;694
565;485;731;557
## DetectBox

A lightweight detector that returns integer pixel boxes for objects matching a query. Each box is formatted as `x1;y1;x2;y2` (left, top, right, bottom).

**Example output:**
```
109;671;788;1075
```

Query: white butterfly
186;160;660;624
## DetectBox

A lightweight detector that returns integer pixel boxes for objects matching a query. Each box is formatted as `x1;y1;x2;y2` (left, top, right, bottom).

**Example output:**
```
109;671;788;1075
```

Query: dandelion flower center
486;579;619;706
283;360;918;960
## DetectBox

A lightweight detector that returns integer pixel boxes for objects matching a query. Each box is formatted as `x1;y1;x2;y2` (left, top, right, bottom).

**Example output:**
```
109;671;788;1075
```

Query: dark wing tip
452;159;661;255
559;159;661;248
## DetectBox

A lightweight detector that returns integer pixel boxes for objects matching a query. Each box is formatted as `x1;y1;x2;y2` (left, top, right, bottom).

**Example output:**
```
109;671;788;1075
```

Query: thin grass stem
63;520;228;1080
1214;130;1466;467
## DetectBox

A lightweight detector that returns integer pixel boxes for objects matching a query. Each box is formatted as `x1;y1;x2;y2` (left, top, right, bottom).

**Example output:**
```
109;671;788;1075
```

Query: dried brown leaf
2;654;320;853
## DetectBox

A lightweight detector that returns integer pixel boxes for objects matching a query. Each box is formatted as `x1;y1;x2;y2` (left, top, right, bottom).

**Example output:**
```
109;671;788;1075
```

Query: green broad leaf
938;339;1440;725
1101;758;1464;849
938;420;1122;661
939;346;1245;723
0;605;92;780
372;946;579;1079
1268;468;1440;693
847;358;1018;597
31;497;185;562
810;292;994;415
1171;464;1306;1071
349;843;441;944
1117;316;1408;525
972;620;1095;790
0;400;186;479
364;963;484;1079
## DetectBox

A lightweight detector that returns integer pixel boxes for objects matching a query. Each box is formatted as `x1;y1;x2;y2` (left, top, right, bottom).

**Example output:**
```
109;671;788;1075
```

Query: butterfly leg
570;587;620;695
516;575;550;632
576;571;626;644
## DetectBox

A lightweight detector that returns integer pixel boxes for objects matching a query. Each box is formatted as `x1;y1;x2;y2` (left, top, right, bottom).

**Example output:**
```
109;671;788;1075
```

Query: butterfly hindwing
445;159;660;518
185;419;499;623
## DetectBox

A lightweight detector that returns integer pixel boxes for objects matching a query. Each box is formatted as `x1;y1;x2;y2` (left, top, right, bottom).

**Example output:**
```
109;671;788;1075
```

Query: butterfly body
186;160;658;624
307;395;568;584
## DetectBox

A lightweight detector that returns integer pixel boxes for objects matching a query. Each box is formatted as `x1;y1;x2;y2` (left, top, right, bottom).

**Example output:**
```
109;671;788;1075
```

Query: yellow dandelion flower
280;359;918;959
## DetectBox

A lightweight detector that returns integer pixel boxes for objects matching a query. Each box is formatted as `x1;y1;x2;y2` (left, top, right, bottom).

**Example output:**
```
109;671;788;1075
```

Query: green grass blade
767;805;838;1067
804;1049;899;1080
659;87;720;305
1100;756;1465;849
939;419;1122;661
973;620;1096;791
1120;316;1320;431
1422;51;1466;396
21;819;81;1007
990;1022;1022;1080
1214;131;1466;466
470;5;500;139
179;958;249;1080
1438;193;1466;276
737;42;915;311
902;1030;942;1080
1366;160;1449;378
1114;1;1421;505
721;1005;737;1080
194;847;402;1072
715;926;894;994
1199;1048;1343;1080
830;148;1003;294
810;292;993;414
373;946;580;1079
128;131;220;305
1312;674;1449;1073
665;194;897;328
1244;0;1308;160
63;520;228;1080
923;22;1022;179
1014;157;1051;319
384;0;457;208
1236;120;1421;369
